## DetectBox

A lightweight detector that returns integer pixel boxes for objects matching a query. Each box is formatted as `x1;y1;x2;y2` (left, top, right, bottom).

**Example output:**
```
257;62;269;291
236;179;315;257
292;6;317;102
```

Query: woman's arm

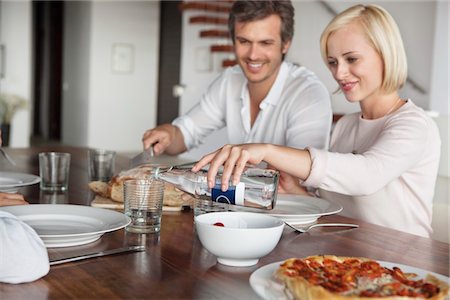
306;111;438;196
192;143;313;191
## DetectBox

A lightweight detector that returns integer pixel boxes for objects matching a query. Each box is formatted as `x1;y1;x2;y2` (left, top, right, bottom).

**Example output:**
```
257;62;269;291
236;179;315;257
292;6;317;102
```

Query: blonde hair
320;4;407;93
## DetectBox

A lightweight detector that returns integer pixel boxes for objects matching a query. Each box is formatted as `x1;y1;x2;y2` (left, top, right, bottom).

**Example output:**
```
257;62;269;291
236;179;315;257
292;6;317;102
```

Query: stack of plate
0;171;40;193
0;204;130;248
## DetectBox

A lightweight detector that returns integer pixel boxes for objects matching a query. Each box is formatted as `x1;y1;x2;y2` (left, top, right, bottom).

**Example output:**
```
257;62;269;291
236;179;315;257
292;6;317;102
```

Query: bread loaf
88;181;109;198
88;164;191;207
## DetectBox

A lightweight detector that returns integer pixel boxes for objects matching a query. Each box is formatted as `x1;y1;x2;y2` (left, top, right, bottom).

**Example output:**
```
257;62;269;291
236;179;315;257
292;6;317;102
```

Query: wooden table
1;146;448;299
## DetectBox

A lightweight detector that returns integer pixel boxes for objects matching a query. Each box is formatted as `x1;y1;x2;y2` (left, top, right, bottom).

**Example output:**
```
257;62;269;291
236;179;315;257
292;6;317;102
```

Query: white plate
0;204;131;248
0;171;41;193
233;194;342;224
250;260;450;300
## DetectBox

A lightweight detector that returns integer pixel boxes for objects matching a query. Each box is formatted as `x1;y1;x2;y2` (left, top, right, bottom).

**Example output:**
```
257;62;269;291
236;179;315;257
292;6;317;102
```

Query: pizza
275;255;449;300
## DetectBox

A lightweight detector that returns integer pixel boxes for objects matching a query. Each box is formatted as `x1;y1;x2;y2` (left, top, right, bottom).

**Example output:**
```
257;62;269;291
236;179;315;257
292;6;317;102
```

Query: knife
130;146;154;167
50;245;146;266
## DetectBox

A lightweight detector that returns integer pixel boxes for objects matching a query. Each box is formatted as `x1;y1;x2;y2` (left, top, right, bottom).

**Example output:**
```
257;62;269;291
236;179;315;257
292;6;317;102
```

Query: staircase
179;1;237;68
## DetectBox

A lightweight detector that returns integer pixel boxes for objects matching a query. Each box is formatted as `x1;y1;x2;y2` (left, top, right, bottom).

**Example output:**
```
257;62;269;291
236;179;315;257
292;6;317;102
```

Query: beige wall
62;1;160;152
0;1;31;147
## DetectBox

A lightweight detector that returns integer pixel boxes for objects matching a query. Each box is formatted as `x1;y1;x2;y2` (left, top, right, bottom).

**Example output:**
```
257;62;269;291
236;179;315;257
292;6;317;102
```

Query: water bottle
154;166;279;215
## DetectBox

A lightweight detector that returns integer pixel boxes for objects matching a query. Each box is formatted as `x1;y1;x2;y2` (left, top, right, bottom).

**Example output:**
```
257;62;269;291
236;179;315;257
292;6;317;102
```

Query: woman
0;129;49;283
192;4;441;237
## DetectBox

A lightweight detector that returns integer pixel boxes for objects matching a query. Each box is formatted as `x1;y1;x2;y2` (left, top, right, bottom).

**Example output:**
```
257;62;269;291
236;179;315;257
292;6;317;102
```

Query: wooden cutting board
91;195;183;212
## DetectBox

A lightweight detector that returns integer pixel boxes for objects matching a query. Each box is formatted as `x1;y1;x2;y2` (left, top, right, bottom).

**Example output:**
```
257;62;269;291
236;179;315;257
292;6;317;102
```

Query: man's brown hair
228;0;295;45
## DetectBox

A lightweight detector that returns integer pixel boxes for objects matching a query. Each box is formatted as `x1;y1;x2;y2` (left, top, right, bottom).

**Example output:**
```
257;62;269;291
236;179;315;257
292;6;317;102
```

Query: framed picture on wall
111;43;134;74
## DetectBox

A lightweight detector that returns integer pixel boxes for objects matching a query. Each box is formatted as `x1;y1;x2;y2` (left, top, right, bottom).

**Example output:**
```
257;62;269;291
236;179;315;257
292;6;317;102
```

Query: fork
0;148;17;166
285;222;359;233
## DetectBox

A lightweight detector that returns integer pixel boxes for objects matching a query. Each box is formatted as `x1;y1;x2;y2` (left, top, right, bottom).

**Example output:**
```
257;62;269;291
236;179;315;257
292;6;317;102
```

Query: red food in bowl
213;222;224;227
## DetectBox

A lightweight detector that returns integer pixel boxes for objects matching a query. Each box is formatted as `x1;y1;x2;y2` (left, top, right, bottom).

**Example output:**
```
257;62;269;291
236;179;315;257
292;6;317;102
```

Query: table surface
1;146;448;299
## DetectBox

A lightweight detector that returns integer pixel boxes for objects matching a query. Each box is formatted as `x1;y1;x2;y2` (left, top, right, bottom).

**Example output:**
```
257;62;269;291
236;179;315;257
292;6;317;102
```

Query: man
143;1;331;190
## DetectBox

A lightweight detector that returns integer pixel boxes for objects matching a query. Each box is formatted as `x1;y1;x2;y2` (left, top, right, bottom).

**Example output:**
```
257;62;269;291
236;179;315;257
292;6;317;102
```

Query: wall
179;11;231;116
430;1;449;178
63;1;160;152
429;0;449;175
0;1;31;147
62;1;91;147
178;8;231;160
430;1;449;115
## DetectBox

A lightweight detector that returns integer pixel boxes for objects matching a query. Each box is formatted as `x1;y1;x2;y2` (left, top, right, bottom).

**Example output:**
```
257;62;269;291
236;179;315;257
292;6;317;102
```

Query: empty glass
88;149;116;182
39;152;71;191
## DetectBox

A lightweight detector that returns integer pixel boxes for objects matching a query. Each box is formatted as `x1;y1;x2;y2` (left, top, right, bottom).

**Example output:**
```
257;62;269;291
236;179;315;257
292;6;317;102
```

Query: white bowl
195;211;284;267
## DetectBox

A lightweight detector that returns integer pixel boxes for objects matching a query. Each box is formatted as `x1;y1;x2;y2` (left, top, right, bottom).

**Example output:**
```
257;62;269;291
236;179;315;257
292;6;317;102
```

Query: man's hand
277;171;309;195
142;124;186;156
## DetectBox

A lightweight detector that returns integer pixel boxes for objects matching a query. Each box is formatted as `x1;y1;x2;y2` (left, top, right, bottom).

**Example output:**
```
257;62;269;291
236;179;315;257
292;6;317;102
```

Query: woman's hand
192;144;313;193
0;192;28;206
192;143;269;191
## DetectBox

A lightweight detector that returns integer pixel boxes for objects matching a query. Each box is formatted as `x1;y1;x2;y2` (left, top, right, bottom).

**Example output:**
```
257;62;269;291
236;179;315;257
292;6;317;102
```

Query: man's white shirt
173;61;332;150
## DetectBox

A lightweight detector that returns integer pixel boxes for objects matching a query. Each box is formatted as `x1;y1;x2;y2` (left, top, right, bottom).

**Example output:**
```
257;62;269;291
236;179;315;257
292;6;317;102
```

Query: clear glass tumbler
124;179;165;233
87;149;116;182
39;152;71;191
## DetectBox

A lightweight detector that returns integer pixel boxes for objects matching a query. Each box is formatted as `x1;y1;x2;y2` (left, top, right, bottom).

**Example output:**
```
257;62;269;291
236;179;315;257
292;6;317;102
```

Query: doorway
31;1;181;145
157;0;182;125
32;1;63;144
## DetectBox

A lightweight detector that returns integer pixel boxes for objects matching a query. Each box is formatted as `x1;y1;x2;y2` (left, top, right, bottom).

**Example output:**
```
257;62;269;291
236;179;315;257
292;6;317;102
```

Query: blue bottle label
211;182;245;206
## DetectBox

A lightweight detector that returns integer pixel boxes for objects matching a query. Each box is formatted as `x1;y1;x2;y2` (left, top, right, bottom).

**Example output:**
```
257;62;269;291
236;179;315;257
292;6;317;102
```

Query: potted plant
0;93;27;146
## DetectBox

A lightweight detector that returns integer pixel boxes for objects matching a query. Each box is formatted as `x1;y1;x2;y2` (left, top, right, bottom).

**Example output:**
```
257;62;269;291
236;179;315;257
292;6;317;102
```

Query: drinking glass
39;152;71;191
124;179;164;233
88;149;116;182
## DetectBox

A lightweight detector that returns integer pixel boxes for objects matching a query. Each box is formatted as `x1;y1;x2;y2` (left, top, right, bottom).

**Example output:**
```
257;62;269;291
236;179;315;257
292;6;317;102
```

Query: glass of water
124;179;164;233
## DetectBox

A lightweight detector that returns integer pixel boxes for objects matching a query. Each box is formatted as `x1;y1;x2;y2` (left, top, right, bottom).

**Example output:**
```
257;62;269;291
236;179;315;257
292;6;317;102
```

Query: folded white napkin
0;210;49;284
